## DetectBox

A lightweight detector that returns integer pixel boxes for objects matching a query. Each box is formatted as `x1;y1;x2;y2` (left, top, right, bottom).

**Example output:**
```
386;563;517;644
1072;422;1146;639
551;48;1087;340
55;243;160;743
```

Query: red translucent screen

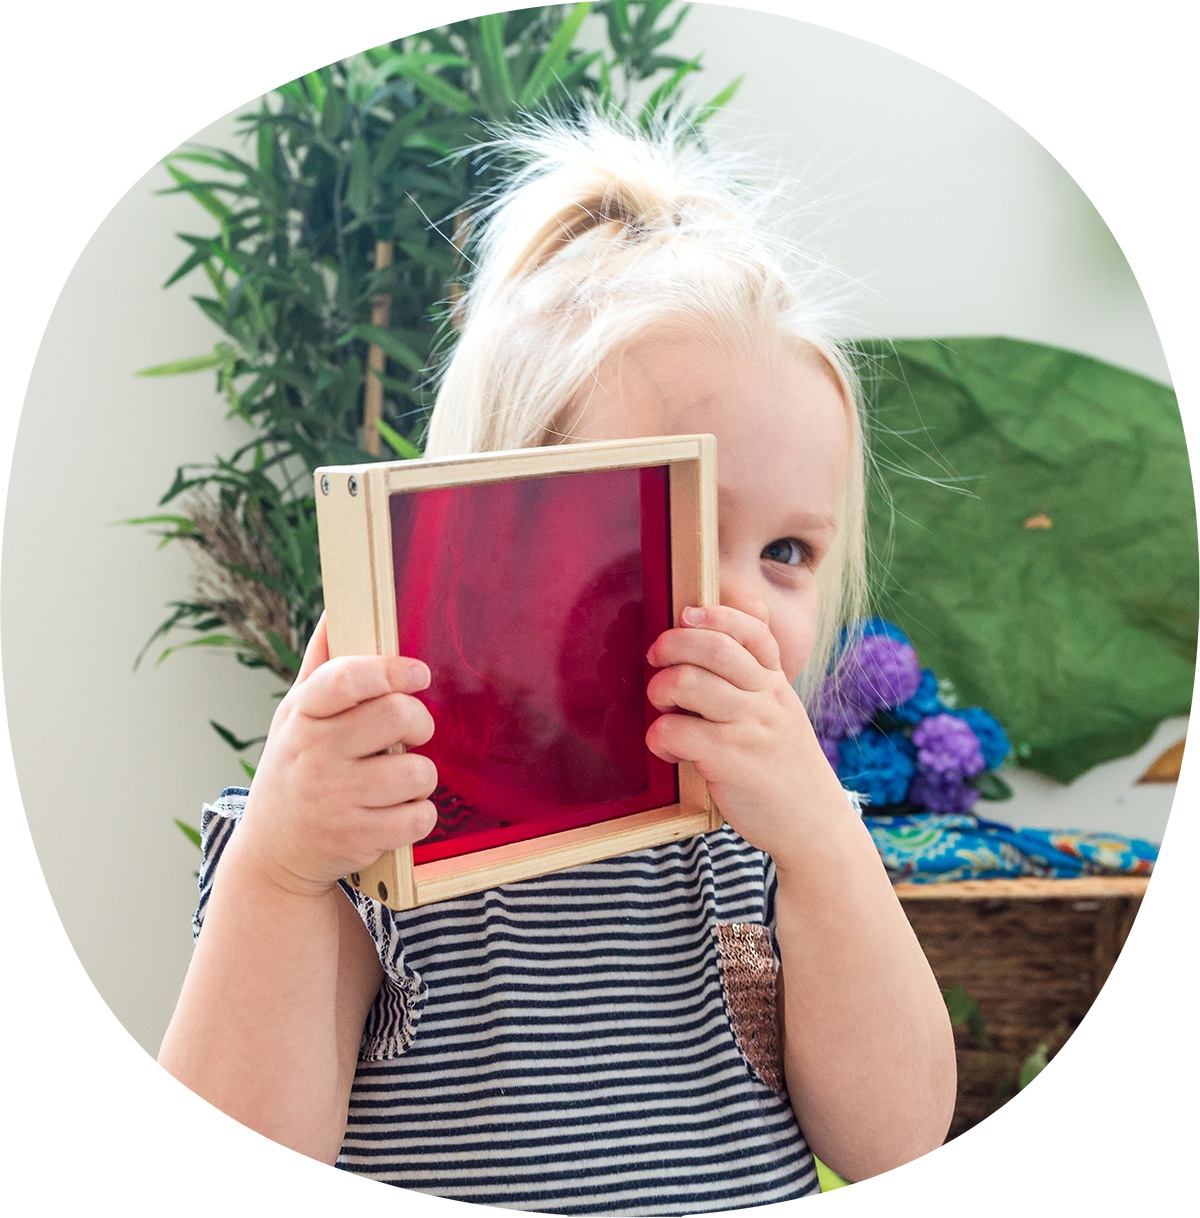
391;465;676;864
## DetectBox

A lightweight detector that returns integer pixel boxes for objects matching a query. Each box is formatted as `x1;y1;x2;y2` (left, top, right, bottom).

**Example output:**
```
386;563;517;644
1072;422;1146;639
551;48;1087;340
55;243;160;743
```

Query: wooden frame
314;435;721;909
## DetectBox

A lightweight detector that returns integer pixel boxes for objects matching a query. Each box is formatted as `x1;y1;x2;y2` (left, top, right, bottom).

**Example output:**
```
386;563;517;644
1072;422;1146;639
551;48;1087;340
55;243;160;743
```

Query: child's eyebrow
781;511;838;535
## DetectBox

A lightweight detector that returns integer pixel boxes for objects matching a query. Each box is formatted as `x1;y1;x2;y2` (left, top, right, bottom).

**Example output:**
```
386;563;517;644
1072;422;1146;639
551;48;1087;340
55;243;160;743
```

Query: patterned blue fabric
865;811;1158;883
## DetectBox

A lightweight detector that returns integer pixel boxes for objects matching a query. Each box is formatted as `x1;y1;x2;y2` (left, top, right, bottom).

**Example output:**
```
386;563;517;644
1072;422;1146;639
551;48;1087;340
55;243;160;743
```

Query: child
159;113;956;1210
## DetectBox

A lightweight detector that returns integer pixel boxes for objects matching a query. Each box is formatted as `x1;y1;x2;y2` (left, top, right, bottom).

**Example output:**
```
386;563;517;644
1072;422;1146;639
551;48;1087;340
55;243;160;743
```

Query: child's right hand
234;612;438;898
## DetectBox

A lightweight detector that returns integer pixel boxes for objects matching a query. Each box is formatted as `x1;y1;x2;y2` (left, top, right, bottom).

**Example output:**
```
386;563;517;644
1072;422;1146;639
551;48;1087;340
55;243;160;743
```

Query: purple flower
891;668;944;724
907;713;985;814
952;707;1011;770
836;729;917;808
852;635;923;711
911;713;985;778
812;692;875;741
908;769;981;814
813;635;922;740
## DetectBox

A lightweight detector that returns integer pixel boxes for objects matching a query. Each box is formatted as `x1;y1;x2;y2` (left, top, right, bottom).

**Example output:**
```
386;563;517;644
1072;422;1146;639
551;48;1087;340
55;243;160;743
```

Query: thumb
293;612;330;686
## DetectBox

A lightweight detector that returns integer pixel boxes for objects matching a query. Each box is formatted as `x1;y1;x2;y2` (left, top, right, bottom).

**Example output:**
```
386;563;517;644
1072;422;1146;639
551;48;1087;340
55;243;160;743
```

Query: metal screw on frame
348;475;359;496
320;474;330;495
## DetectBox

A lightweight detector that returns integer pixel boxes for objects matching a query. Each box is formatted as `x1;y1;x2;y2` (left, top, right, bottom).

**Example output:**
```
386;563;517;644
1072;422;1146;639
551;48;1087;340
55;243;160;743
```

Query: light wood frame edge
315;435;720;911
413;804;713;906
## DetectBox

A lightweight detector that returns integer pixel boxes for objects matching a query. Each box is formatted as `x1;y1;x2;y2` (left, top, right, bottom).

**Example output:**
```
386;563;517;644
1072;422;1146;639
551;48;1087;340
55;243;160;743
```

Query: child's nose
719;569;770;628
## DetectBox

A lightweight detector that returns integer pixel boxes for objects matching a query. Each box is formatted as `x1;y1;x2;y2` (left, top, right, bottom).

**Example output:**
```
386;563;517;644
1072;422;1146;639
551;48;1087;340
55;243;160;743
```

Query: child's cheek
777;601;818;685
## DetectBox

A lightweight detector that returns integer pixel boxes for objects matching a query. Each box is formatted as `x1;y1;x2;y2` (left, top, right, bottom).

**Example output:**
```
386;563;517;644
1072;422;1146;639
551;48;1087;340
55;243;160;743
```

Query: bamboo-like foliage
133;4;739;762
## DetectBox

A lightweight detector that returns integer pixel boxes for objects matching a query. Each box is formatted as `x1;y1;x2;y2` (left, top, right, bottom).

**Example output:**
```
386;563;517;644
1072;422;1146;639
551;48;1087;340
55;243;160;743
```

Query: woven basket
897;876;1147;1138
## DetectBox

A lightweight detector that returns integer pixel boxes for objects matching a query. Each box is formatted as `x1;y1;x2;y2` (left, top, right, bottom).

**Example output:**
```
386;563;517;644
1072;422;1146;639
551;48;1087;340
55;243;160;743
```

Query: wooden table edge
892;875;1151;899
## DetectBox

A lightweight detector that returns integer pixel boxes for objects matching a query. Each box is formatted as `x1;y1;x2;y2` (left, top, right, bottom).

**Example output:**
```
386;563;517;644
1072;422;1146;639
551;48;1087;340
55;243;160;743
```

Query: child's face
566;332;851;684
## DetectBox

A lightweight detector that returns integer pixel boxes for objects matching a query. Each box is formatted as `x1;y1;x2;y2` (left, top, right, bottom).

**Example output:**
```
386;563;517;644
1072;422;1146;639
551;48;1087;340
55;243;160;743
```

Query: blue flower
836;729;916;808
892;668;944;724
861;617;911;645
952;707;1012;770
836;617;911;653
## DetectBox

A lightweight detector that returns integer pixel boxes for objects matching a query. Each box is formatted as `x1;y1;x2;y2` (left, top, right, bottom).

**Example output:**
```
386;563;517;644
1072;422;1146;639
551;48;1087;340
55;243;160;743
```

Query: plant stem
363;239;395;455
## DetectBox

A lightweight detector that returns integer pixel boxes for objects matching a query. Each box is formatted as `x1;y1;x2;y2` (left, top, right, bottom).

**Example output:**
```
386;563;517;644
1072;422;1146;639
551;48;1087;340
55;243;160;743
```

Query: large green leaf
863;336;1196;782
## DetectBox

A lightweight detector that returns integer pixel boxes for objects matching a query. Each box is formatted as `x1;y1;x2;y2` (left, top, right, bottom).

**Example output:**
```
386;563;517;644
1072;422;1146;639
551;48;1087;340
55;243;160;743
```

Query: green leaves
405;68;477;114
693;73;744;127
346;139;372;214
336;324;426;373
137;343;237;377
366;52;470;96
595;1;740;127
173;818;202;850
377;418;421;458
520;3;594;107
209;720;266;752
478;13;516;114
969;771;1014;801
942;984;991;1049
137;5;732;776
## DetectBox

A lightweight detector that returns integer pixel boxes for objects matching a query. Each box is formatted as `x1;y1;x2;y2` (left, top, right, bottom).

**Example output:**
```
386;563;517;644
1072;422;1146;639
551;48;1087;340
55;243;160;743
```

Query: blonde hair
425;110;868;707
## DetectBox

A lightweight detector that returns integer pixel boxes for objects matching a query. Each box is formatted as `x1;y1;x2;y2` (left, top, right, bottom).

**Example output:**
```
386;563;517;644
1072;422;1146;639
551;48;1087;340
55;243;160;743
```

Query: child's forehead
610;334;847;435
572;332;849;529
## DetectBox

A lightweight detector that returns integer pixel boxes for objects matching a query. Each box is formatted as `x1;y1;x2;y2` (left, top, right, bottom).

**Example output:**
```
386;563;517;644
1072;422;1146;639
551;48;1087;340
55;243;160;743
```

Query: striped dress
197;790;821;1213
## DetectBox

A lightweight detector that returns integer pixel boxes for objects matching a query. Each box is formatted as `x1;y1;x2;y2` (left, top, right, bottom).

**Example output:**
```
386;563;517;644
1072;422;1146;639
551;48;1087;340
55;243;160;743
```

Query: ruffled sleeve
192;787;426;1059
192;787;248;943
337;883;427;1059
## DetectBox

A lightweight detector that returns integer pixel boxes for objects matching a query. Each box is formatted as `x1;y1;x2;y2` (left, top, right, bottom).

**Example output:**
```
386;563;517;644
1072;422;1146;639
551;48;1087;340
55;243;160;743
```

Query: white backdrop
2;1;1196;1214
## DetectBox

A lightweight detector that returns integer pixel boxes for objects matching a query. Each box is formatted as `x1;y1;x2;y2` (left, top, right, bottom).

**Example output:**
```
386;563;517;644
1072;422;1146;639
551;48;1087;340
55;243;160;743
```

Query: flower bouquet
814;619;1158;882
813;618;1012;814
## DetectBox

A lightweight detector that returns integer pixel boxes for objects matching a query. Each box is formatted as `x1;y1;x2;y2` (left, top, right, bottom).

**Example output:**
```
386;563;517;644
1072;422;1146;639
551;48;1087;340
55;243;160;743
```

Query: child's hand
645;605;848;871
235;613;439;898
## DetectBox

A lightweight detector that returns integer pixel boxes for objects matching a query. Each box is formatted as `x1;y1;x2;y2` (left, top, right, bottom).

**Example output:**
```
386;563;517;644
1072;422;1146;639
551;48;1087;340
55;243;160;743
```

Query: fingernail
407;662;430;688
682;606;706;626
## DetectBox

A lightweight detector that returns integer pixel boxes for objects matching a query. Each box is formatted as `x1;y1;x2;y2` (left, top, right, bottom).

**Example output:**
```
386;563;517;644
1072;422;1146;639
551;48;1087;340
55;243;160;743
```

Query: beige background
4;3;1179;1058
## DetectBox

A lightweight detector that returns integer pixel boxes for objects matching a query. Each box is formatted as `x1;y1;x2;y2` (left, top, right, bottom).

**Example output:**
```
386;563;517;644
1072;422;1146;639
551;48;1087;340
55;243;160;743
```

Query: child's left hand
645;604;849;870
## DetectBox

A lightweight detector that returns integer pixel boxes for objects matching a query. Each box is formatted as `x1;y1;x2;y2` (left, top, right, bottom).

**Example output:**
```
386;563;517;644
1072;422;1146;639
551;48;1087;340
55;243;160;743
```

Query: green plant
134;4;739;768
942;983;991;1049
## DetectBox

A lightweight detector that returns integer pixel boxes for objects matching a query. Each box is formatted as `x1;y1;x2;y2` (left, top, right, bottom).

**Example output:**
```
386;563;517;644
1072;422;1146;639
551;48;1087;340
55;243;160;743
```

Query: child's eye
761;538;806;566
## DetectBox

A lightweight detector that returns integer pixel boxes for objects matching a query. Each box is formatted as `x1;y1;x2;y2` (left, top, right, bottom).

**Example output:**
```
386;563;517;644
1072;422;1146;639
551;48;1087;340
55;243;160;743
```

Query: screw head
377;881;388;902
348;474;359;496
320;474;330;495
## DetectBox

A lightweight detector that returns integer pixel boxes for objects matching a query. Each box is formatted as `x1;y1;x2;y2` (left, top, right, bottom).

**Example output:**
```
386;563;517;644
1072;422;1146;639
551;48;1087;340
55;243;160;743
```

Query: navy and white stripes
196;790;819;1212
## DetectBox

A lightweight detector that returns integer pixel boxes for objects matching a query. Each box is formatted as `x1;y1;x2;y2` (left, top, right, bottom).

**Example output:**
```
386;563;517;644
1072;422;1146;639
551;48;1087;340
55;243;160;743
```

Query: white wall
608;5;1171;381
4;4;1181;1057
